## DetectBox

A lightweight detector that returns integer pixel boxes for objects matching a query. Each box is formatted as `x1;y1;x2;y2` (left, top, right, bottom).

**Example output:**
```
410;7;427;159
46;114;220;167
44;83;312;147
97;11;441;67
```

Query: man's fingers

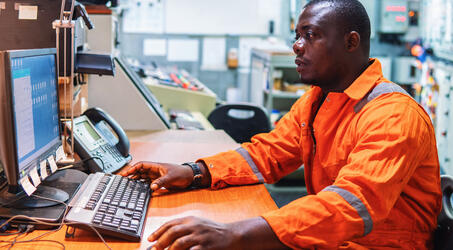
118;165;132;176
122;161;163;176
169;234;198;250
122;162;144;176
152;224;192;250
149;218;186;242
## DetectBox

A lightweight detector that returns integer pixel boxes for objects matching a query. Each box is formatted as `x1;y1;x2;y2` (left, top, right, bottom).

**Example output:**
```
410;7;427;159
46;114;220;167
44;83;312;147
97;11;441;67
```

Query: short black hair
305;0;371;53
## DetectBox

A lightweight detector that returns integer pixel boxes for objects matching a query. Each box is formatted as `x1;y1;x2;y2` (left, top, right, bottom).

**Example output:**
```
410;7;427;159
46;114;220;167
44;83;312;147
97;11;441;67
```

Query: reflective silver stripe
354;82;411;113
235;147;264;183
322;185;373;236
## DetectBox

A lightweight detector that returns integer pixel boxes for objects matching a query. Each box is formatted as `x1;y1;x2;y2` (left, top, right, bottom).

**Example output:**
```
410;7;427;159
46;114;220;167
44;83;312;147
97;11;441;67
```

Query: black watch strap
182;162;203;188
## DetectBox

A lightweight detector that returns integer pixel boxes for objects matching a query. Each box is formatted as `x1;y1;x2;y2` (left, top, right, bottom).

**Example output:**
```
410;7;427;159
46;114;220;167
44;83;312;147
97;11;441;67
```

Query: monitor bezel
3;48;62;191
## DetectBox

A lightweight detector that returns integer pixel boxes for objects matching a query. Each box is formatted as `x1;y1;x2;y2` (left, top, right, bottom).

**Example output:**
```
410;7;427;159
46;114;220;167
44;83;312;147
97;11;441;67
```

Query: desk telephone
66;107;132;173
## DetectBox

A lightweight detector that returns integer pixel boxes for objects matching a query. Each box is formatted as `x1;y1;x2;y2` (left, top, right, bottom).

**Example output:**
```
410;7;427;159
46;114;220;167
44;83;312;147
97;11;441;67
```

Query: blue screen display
10;54;60;174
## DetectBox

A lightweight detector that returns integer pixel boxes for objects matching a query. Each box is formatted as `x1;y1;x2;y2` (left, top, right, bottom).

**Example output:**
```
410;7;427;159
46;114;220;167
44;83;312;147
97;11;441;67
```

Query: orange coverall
199;59;441;249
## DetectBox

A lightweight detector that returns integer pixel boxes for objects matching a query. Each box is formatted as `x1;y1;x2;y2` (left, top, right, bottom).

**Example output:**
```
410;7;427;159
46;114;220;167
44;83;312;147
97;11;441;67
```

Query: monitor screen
11;54;60;178
4;49;62;185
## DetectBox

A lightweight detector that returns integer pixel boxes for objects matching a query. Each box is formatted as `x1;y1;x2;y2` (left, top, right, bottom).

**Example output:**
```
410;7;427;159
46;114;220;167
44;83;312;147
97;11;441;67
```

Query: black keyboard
65;173;151;241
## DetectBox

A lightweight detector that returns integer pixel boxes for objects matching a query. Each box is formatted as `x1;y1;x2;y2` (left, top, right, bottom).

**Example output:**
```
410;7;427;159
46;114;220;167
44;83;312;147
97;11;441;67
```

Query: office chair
207;103;271;143
435;175;453;250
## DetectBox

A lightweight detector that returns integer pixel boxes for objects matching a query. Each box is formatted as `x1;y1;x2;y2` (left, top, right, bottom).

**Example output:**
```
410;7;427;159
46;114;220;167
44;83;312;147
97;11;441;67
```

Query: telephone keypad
99;144;124;165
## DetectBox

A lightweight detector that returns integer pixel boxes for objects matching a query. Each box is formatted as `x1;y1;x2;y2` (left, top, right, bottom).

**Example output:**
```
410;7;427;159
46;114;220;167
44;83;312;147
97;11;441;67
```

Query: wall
118;0;286;100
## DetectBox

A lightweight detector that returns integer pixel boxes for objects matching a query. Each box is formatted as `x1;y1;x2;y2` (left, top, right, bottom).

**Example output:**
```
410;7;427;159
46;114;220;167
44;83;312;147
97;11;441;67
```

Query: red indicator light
386;5;407;12
395;16;407;22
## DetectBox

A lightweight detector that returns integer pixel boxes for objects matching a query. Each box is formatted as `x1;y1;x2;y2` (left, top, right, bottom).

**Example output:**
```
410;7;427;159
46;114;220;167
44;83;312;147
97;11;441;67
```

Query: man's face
293;3;346;87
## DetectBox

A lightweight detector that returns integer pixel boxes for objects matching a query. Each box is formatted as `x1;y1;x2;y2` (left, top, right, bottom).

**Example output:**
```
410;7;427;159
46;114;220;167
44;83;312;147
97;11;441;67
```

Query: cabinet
143;77;217;117
249;48;306;117
433;62;453;175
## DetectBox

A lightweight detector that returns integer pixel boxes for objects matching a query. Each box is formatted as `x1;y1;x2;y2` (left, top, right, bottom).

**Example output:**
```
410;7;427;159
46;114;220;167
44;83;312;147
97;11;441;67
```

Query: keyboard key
119;226;137;233
92;218;102;224
107;208;117;215
98;205;108;213
124;210;133;217
102;221;119;228
131;220;139;226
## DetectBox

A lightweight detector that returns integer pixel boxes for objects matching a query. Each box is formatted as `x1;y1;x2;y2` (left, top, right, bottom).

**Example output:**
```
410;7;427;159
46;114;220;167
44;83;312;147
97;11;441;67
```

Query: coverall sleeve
261;95;436;249
198;97;305;189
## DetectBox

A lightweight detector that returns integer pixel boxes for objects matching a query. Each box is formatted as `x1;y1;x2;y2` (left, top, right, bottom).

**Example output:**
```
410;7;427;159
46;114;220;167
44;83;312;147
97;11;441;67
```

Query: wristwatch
182;162;203;188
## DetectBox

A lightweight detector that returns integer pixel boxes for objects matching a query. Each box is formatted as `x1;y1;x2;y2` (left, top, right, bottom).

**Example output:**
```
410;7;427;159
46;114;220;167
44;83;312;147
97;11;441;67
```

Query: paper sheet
47;155;58;173
0;2;5;14
20;177;36;196
144;39;167;56
56;145;65;162
167;39;199;62
29;167;41;187
18;5;38;20
40;160;48;180
238;37;266;68
122;0;164;33
201;37;227;70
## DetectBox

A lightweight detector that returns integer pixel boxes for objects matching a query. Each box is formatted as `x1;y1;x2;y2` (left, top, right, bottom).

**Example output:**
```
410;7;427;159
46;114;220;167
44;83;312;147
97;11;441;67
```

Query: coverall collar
343;58;383;100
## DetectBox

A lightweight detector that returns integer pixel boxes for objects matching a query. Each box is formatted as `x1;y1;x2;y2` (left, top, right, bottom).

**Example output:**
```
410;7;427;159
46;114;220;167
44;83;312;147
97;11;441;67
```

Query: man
122;0;441;249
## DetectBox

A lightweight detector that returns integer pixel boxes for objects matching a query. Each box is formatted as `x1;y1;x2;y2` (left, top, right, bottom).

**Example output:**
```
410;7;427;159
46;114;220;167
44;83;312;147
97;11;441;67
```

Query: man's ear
344;31;360;52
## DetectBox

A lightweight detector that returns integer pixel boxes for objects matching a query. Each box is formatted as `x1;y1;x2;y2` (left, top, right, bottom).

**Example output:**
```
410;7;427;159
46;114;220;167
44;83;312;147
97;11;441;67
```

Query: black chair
435;175;453;250
207;103;271;143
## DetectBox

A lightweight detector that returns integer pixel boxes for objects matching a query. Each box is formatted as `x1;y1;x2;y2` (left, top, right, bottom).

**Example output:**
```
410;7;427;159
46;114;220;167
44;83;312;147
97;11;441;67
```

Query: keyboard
65;173;151;241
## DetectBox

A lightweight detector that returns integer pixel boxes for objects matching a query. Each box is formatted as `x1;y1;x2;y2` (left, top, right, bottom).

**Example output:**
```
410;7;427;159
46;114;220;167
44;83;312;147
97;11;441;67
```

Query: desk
1;131;277;249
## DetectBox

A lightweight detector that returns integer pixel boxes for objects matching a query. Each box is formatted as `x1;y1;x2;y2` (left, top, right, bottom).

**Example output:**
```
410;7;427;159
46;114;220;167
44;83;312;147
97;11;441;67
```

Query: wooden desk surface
126;129;235;144
0;131;277;249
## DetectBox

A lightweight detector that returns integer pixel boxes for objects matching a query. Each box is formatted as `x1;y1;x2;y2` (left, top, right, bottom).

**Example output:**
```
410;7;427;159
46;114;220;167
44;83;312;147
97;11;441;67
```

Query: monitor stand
0;185;69;209
0;169;87;228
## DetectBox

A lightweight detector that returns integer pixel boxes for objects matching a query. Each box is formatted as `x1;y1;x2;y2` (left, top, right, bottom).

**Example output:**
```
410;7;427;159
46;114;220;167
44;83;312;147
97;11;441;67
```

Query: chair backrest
207;103;271;143
435;175;453;250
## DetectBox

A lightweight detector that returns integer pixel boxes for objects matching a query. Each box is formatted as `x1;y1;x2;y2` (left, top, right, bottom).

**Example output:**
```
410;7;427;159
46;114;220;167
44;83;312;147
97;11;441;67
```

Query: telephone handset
66;107;132;173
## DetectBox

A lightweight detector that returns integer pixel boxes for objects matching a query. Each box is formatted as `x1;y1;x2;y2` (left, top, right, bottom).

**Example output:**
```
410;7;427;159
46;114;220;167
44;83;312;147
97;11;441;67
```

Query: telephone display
66;108;131;173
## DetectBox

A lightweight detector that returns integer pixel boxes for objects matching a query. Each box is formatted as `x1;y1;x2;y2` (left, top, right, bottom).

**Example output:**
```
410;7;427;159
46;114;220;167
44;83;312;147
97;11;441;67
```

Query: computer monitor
116;56;171;128
0;48;67;207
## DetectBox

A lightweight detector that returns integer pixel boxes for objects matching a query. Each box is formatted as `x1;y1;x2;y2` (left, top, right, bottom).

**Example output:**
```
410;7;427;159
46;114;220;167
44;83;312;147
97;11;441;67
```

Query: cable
6;239;66;249
0;224;32;249
7;229;27;250
0;194;112;250
0;231;22;237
